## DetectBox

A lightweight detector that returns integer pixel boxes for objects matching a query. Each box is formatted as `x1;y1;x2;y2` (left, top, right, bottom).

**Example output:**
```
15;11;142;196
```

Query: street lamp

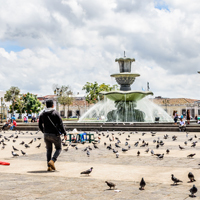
54;88;62;112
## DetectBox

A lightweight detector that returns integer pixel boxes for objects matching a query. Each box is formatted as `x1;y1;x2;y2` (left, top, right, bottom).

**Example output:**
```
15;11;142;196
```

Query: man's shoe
47;167;53;171
48;160;56;170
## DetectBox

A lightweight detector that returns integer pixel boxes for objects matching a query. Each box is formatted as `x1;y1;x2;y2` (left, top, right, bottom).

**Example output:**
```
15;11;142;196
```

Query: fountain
100;55;153;122
79;54;173;123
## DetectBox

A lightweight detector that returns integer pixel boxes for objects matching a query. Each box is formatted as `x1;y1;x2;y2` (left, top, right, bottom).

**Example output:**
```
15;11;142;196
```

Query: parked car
69;116;78;118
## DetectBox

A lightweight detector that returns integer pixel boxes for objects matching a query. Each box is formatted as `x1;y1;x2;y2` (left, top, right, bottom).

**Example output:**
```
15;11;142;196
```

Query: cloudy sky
0;0;200;99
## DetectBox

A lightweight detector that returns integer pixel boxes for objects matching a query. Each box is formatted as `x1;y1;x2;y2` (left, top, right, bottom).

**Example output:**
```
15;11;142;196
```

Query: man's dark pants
44;133;62;166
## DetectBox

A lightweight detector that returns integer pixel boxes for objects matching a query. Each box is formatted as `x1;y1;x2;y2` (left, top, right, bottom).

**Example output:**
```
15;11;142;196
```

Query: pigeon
151;149;154;155
189;185;198;197
188;172;196;182
140;178;146;190
87;150;90;157
116;152;119;158
115;143;121;148
21;150;27;156
137;151;140;156
64;147;69;151
36;143;41;148
113;149;118;154
13;140;16;143
158;153;164;159
19;141;25;145
145;148;149;153
105;181;116;189
75;146;78;150
12;151;19;157
25;144;30;148
191;143;196;148
184;141;187;145
187;153;196;158
80;167;93;175
12;146;19;151
179;145;184;150
93;144;98;149
166;149;170;154
28;140;33;144
171;174;182;185
122;148;128;152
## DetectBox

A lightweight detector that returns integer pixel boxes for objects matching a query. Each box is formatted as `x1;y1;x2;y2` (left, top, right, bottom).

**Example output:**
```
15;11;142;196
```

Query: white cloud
0;0;199;99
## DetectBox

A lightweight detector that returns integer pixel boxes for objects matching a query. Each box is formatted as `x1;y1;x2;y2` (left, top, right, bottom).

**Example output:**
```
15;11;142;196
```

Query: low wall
0;121;199;132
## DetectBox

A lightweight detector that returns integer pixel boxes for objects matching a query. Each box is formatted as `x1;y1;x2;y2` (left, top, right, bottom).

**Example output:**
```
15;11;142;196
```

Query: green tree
82;82;118;104
4;86;20;116
23;93;42;114
12;93;43;116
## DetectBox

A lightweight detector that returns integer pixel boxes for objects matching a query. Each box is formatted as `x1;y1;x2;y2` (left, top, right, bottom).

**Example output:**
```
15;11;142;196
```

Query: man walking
39;99;67;171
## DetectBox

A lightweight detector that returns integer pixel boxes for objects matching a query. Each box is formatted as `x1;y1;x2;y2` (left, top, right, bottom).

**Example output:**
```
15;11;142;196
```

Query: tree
15;95;27;119
56;85;73;117
23;93;42;114
13;93;43;116
4;86;20;116
82;82;118;104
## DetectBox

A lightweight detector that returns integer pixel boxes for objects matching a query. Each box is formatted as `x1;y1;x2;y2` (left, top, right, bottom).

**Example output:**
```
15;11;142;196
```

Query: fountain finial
124;51;126;58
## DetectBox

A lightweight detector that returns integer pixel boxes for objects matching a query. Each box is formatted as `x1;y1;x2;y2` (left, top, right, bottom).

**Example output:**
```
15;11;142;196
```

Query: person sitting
31;115;36;122
10;120;17;130
179;118;186;132
2;120;11;130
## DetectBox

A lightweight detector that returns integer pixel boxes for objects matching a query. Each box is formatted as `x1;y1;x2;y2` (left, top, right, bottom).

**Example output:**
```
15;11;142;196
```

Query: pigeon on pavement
80;167;93;175
171;174;182;185
140;178;146;190
105;181;116;189
188;172;196;182
189;185;198;197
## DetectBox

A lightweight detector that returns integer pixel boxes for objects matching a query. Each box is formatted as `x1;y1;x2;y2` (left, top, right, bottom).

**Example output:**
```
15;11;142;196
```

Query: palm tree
4;86;20;116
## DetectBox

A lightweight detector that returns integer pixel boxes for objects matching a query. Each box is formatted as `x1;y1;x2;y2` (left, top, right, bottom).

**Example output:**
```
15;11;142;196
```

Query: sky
0;0;200;99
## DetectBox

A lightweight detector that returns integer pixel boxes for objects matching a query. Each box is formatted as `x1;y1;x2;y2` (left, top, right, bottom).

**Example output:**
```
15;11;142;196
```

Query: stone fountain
100;55;153;122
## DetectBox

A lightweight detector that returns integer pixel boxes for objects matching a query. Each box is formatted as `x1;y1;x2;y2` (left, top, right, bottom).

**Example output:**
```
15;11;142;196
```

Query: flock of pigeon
63;130;199;197
0;129;199;197
0;130;42;157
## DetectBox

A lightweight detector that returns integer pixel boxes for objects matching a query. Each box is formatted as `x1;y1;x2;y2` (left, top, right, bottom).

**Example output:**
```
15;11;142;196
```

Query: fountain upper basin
100;90;154;102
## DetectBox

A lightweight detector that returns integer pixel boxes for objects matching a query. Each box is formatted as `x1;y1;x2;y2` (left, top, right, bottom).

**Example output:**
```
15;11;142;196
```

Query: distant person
2;120;11;130
31;115;36;122
195;115;197;121
10;120;17;130
23;116;26;122
179;118;186;132
174;111;178;124
11;115;16;122
186;110;190;125
39;99;67;171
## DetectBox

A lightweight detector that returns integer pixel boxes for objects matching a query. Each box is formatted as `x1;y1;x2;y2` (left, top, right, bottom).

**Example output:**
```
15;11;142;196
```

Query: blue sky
0;41;25;53
154;0;170;11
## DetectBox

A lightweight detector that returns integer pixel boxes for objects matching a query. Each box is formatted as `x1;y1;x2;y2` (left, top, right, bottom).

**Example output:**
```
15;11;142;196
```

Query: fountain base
107;101;145;122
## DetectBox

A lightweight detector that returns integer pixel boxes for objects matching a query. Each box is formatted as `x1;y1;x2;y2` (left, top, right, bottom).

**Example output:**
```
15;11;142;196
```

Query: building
152;96;200;118
38;94;91;118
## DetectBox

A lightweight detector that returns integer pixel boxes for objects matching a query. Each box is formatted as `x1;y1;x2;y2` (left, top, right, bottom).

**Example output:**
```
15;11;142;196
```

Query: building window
198;109;200;115
191;109;195;118
68;110;72;117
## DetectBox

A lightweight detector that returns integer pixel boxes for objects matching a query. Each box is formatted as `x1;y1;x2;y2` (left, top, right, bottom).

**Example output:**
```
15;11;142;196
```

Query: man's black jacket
39;108;66;136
